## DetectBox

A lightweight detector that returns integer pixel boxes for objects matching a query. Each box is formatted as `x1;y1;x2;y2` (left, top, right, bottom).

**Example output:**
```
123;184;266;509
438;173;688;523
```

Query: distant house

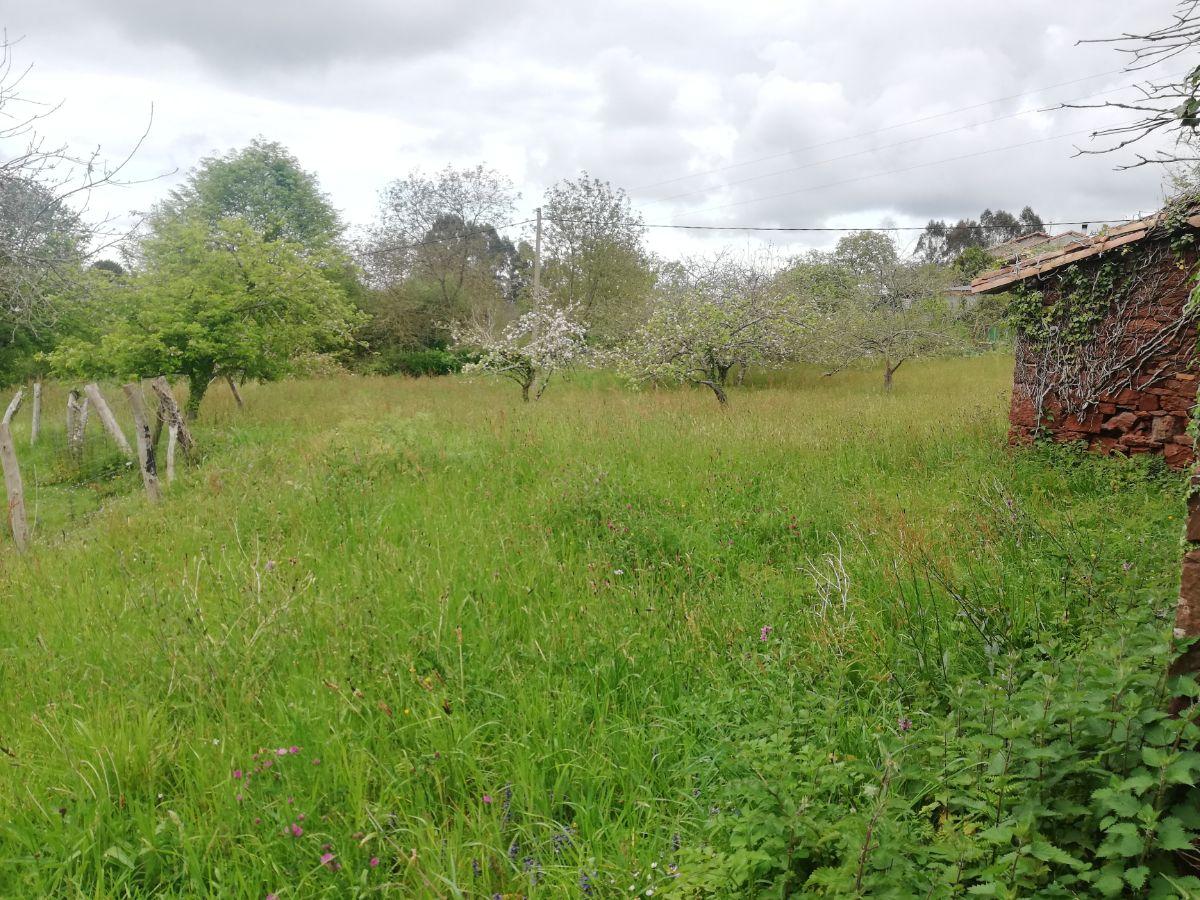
970;209;1200;468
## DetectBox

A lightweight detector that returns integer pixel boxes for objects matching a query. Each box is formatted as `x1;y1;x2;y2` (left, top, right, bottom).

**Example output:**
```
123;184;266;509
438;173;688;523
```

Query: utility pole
533;207;543;296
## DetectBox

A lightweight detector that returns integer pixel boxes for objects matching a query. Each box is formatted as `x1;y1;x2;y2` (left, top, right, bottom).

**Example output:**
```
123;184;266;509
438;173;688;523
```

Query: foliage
453;294;587;400
676;611;1200;897
812;231;963;387
616;251;807;404
364;164;520;309
541;171;657;342
359;346;474;377
150;138;344;249
917;207;1045;265
0;358;1188;897
49;217;362;417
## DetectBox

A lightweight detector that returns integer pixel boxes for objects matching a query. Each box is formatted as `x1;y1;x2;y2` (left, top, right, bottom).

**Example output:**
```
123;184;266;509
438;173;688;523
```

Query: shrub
360;347;473;377
673;610;1200;897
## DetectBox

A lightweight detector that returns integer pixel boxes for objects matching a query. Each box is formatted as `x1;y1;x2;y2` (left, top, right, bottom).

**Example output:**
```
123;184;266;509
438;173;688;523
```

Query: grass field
0;356;1191;897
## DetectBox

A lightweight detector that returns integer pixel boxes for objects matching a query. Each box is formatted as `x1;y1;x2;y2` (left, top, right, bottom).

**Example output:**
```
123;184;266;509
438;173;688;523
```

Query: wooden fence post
30;381;41;446
226;375;244;409
3;388;24;426
84;382;133;459
0;391;28;551
149;376;196;460
123;383;160;502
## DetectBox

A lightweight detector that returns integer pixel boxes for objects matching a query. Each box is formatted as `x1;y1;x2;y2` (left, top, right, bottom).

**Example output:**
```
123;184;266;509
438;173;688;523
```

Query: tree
1068;1;1200;166
151;138;343;248
915;207;1044;265
814;232;961;389
541;172;656;342
452;293;587;401
616;251;808;405
51;217;362;419
366;165;518;307
0;37;145;381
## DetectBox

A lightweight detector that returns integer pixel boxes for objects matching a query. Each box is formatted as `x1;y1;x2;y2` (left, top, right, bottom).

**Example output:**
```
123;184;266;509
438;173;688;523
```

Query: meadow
0;355;1194;898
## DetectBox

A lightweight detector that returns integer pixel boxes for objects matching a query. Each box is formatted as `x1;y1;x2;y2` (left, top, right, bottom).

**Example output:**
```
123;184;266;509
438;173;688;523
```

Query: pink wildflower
277;748;288;757
290;823;303;837
289;745;300;754
320;851;338;870
312;758;321;766
369;857;380;868
266;895;278;900
759;625;773;641
232;769;243;780
482;794;493;805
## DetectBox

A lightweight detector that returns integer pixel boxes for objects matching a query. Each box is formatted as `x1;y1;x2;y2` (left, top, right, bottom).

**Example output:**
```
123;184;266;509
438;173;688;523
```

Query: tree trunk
83;383;133;458
123;383;161;503
185;373;210;422
226;375;244;409
883;358;904;391
700;380;729;406
521;381;531;402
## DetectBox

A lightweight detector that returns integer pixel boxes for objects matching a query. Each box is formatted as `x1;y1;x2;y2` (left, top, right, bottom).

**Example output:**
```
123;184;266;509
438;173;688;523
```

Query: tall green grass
0;356;1186;897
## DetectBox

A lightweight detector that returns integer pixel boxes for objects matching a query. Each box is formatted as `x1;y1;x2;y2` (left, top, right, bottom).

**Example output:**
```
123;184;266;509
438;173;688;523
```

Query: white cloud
0;0;1183;259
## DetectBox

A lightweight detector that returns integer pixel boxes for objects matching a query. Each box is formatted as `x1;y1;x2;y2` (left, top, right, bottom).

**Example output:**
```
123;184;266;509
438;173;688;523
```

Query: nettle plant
452;294;588;401
673;613;1200;897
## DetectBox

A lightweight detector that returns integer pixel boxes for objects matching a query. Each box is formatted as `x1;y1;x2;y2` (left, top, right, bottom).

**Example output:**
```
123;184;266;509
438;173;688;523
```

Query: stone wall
1008;242;1199;469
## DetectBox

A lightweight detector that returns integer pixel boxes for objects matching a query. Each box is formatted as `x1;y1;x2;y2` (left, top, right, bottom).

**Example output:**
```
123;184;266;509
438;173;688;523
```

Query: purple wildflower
232;769;243;780
472;858;482;878
290;823;303;837
369;857;380;868
898;716;913;732
482;793;493;805
319;851;338;871
760;625;773;641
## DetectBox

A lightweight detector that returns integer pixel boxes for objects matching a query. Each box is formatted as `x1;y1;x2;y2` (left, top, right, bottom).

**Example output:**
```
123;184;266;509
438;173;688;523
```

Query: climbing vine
1007;228;1198;422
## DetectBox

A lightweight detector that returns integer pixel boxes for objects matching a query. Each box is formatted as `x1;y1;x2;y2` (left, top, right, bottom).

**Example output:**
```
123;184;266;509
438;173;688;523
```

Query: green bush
673;614;1200;897
359;347;474;377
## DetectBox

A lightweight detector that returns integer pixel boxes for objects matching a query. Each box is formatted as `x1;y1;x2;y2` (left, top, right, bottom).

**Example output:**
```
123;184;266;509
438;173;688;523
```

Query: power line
630;62;1167;194
364;217;536;256
634;219;1129;233
642;77;1176;207
669;124;1108;220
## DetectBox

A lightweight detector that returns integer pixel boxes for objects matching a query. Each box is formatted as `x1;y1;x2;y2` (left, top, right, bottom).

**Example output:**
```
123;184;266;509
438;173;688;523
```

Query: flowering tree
453;295;587;401
616;252;810;405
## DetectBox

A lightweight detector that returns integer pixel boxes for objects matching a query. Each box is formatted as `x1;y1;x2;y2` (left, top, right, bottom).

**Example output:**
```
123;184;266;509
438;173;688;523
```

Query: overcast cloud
1;0;1183;257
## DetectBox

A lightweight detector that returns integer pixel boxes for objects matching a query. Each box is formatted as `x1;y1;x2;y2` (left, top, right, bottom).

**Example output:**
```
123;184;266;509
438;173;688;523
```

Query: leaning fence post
30;381;41;446
84;382;133;459
0;391;29;551
123;382;160;502
150;376;196;461
3;387;24;426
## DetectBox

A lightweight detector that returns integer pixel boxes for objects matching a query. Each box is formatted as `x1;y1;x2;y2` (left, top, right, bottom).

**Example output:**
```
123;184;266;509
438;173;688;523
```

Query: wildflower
320;852;340;871
759;625;773;641
254;817;261;825
1122;560;1133;572
266;895;278;900
266;559;276;571
232;769;243;780
276;748;288;757
482;794;493;805
290;823;303;837
898;716;913;732
580;871;595;895
472;858;482;877
312;758;321;766
369;857;380;868
671;832;681;853
613;568;624;575
236;794;244;802
508;839;520;861
289;746;300;754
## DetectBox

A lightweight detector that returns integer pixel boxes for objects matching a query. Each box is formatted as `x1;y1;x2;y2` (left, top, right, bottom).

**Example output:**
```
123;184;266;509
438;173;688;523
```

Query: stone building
971;209;1200;468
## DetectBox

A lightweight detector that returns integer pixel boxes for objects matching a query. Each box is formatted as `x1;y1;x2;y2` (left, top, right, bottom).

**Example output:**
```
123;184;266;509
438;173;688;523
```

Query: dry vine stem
0;390;28;551
1013;243;1196;420
84;382;133;458
123;383;160;502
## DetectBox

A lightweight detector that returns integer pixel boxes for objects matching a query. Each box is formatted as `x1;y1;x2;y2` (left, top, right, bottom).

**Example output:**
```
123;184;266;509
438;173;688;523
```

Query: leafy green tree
916;207;1044;265
541;172;656;342
51;217;362;419
152;138;343;248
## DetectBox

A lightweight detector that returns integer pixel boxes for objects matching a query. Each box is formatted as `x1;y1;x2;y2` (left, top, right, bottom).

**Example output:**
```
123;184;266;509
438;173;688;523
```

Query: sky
0;0;1186;259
